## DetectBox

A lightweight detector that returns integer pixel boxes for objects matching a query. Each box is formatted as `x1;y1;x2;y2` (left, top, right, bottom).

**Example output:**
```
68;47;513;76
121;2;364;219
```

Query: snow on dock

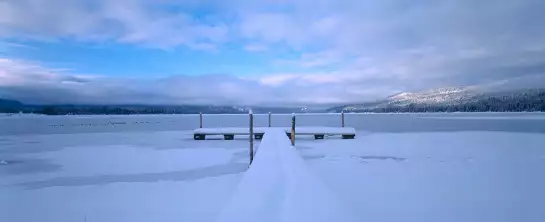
193;127;356;140
215;128;356;222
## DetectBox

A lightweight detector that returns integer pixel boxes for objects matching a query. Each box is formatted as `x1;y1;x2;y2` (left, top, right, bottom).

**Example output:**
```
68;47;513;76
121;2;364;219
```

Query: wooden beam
291;113;296;146
341;111;345;127
249;110;254;165
199;112;203;128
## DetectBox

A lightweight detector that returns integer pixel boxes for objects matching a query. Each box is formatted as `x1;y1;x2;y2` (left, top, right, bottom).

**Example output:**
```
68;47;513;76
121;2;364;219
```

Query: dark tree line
0;103;303;115
1;98;306;115
32;105;247;115
1;104;247;115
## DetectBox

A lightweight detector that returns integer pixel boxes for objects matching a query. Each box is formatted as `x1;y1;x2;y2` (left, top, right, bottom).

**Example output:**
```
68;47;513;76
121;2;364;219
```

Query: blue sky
1;0;545;105
5;40;283;77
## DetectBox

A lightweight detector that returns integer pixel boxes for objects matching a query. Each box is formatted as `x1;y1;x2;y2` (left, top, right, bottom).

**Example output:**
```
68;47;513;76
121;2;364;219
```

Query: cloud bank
1;0;545;105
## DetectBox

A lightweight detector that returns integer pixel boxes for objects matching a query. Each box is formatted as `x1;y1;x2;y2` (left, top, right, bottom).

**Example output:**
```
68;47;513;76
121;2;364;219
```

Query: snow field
296;132;545;222
2;113;545;222
1;131;250;222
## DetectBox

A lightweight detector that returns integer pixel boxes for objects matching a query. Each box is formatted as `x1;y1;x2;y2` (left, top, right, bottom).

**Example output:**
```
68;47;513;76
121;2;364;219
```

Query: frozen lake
2;112;545;135
1;113;545;222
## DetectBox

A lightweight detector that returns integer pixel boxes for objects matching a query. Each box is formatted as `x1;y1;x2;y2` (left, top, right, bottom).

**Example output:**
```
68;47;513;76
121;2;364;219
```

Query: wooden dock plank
193;127;356;140
194;127;355;135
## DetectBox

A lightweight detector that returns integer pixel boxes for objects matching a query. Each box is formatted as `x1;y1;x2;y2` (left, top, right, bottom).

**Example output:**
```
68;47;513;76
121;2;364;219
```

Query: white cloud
2;0;545;105
258;74;298;86
0;57;403;105
0;58;63;85
244;43;268;52
2;0;544;53
3;50;545;106
293;51;344;68
0;0;228;49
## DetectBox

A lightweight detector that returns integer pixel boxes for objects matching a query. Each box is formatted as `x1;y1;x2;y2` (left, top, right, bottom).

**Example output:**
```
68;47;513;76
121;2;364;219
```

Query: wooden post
249;110;254;165
268;112;272;127
291;113;296;146
199;112;203;128
341;111;345;127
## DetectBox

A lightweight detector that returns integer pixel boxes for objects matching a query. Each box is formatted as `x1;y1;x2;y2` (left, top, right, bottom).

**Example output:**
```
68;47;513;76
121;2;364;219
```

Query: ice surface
3;112;545;135
297;131;545;222
0;131;250;222
428;116;545;120
2;114;545;222
216;128;356;222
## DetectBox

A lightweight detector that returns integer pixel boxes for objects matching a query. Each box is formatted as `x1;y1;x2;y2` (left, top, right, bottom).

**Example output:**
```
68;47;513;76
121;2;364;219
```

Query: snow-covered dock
193;127;356;140
216;128;356;222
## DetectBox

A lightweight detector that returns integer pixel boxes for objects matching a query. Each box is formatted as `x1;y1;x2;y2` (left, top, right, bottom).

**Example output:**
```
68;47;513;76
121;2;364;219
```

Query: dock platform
193;127;356;140
215;128;355;222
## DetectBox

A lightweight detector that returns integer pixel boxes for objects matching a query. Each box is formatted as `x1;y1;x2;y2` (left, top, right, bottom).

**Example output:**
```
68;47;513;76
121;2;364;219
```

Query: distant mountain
5;86;545;115
328;87;545;113
328;87;478;111
387;87;478;106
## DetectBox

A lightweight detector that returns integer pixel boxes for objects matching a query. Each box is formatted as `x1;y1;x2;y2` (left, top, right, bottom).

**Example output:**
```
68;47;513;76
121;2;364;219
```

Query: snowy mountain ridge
387;87;477;106
330;87;545;112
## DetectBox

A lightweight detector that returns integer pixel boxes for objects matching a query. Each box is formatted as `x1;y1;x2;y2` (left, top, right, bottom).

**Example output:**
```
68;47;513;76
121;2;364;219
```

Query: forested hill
328;88;545;113
0;100;304;115
3;88;545;114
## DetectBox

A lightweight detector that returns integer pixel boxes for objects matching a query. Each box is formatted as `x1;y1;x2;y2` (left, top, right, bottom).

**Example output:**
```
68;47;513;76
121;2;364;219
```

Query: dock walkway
215;128;356;222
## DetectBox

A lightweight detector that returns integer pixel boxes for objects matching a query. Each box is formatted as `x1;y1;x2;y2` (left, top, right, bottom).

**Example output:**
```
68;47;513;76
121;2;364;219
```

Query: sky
1;0;545;106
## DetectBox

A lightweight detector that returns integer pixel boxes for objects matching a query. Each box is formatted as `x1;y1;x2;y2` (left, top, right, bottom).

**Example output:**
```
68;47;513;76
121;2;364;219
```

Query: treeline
0;101;304;115
1;98;308;115
0;105;247;115
350;90;545;113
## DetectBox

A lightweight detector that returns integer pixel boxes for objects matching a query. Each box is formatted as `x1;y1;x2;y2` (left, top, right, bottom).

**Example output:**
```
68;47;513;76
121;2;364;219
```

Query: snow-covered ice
296;131;545;222
0;131;251;222
2;113;545;222
418;115;545;120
